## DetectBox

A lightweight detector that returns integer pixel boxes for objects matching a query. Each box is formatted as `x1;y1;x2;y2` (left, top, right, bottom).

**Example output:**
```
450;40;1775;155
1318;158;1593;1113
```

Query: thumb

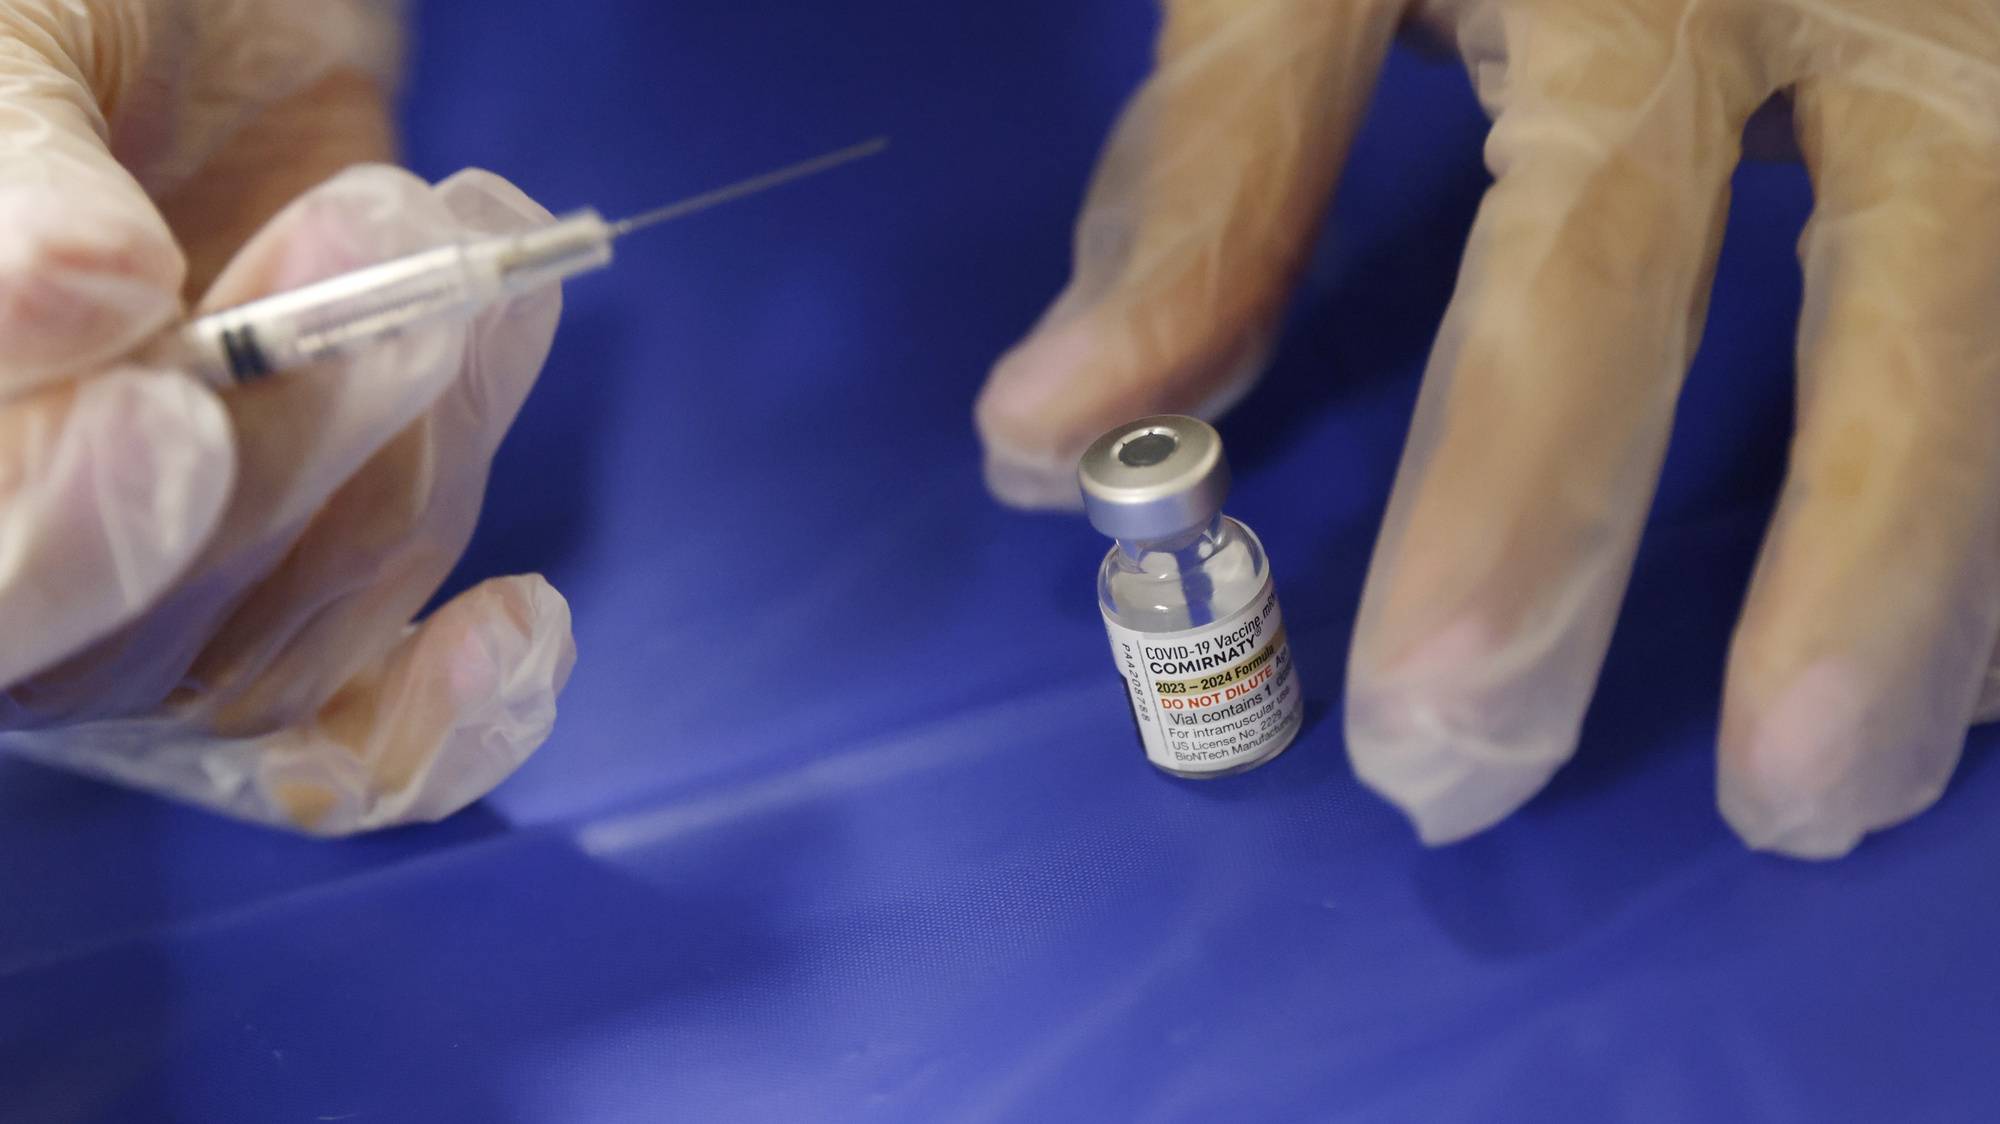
0;0;399;394
0;10;184;392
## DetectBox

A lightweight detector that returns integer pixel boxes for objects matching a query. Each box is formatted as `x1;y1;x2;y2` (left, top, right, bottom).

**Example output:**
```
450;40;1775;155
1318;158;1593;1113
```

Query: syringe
170;137;887;388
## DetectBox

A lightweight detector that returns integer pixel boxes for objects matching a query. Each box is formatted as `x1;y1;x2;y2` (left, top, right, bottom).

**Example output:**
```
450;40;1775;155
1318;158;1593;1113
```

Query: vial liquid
1080;416;1305;778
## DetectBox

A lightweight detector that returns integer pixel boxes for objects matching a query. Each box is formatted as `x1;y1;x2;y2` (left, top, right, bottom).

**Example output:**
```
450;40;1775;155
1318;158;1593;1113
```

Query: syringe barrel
179;243;497;386
175;211;613;387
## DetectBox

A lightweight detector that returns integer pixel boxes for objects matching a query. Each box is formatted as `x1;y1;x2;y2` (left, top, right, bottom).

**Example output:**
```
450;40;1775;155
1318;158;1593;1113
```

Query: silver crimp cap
1078;415;1231;541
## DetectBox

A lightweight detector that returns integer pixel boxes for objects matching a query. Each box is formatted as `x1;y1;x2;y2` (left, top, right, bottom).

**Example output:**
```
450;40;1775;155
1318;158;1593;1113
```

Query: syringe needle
608;136;888;237
172;136;889;387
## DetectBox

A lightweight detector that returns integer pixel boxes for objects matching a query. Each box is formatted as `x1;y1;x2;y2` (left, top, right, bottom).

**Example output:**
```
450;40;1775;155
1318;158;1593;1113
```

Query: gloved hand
977;0;2000;858
0;1;575;835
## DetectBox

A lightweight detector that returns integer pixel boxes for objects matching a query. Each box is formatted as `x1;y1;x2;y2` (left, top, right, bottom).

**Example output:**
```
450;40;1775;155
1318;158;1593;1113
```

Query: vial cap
1078;415;1231;541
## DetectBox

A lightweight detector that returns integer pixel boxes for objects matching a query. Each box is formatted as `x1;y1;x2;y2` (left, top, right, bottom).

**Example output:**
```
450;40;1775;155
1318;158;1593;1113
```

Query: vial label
1101;577;1304;775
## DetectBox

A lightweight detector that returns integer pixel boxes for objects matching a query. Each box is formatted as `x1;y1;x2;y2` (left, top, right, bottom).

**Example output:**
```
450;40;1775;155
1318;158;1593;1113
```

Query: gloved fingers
975;0;1402;508
253;574;575;836
188;169;562;732
0;165;474;727
1345;9;1768;843
0;369;232;697
0;17;184;393
0;574;572;835
3;170;568;829
1718;75;2000;859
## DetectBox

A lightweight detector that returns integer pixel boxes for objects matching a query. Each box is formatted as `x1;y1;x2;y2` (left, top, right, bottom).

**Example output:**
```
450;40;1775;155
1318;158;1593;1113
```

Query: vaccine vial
1080;415;1304;778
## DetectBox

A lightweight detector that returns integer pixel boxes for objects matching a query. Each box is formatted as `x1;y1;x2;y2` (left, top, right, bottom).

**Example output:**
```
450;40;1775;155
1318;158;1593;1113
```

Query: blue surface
4;2;1998;1120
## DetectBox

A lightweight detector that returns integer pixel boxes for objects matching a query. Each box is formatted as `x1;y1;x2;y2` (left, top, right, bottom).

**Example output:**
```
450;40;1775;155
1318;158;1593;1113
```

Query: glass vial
1080;415;1304;778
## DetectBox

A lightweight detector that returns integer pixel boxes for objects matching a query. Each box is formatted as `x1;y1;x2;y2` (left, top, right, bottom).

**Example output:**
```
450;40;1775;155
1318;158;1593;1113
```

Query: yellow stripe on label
1150;625;1288;696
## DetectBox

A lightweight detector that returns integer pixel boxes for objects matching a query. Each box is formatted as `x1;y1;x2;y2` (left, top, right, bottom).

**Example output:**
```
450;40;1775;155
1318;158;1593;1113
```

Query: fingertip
0;186;185;390
976;302;1274;513
973;332;1092;509
1717;785;1863;861
393;581;569;827
1717;661;1955;860
453;574;576;714
433;167;557;234
976;315;1154;511
389;170;564;446
1345;690;1570;845
250;575;576;835
979;317;1101;429
433;169;567;340
1344;616;1578;843
980;444;1084;511
381;574;574;827
431;170;567;382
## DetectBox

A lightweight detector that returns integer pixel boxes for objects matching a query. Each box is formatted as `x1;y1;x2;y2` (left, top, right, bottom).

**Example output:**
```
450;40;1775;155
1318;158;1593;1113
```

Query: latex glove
976;0;2000;858
0;1;575;835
